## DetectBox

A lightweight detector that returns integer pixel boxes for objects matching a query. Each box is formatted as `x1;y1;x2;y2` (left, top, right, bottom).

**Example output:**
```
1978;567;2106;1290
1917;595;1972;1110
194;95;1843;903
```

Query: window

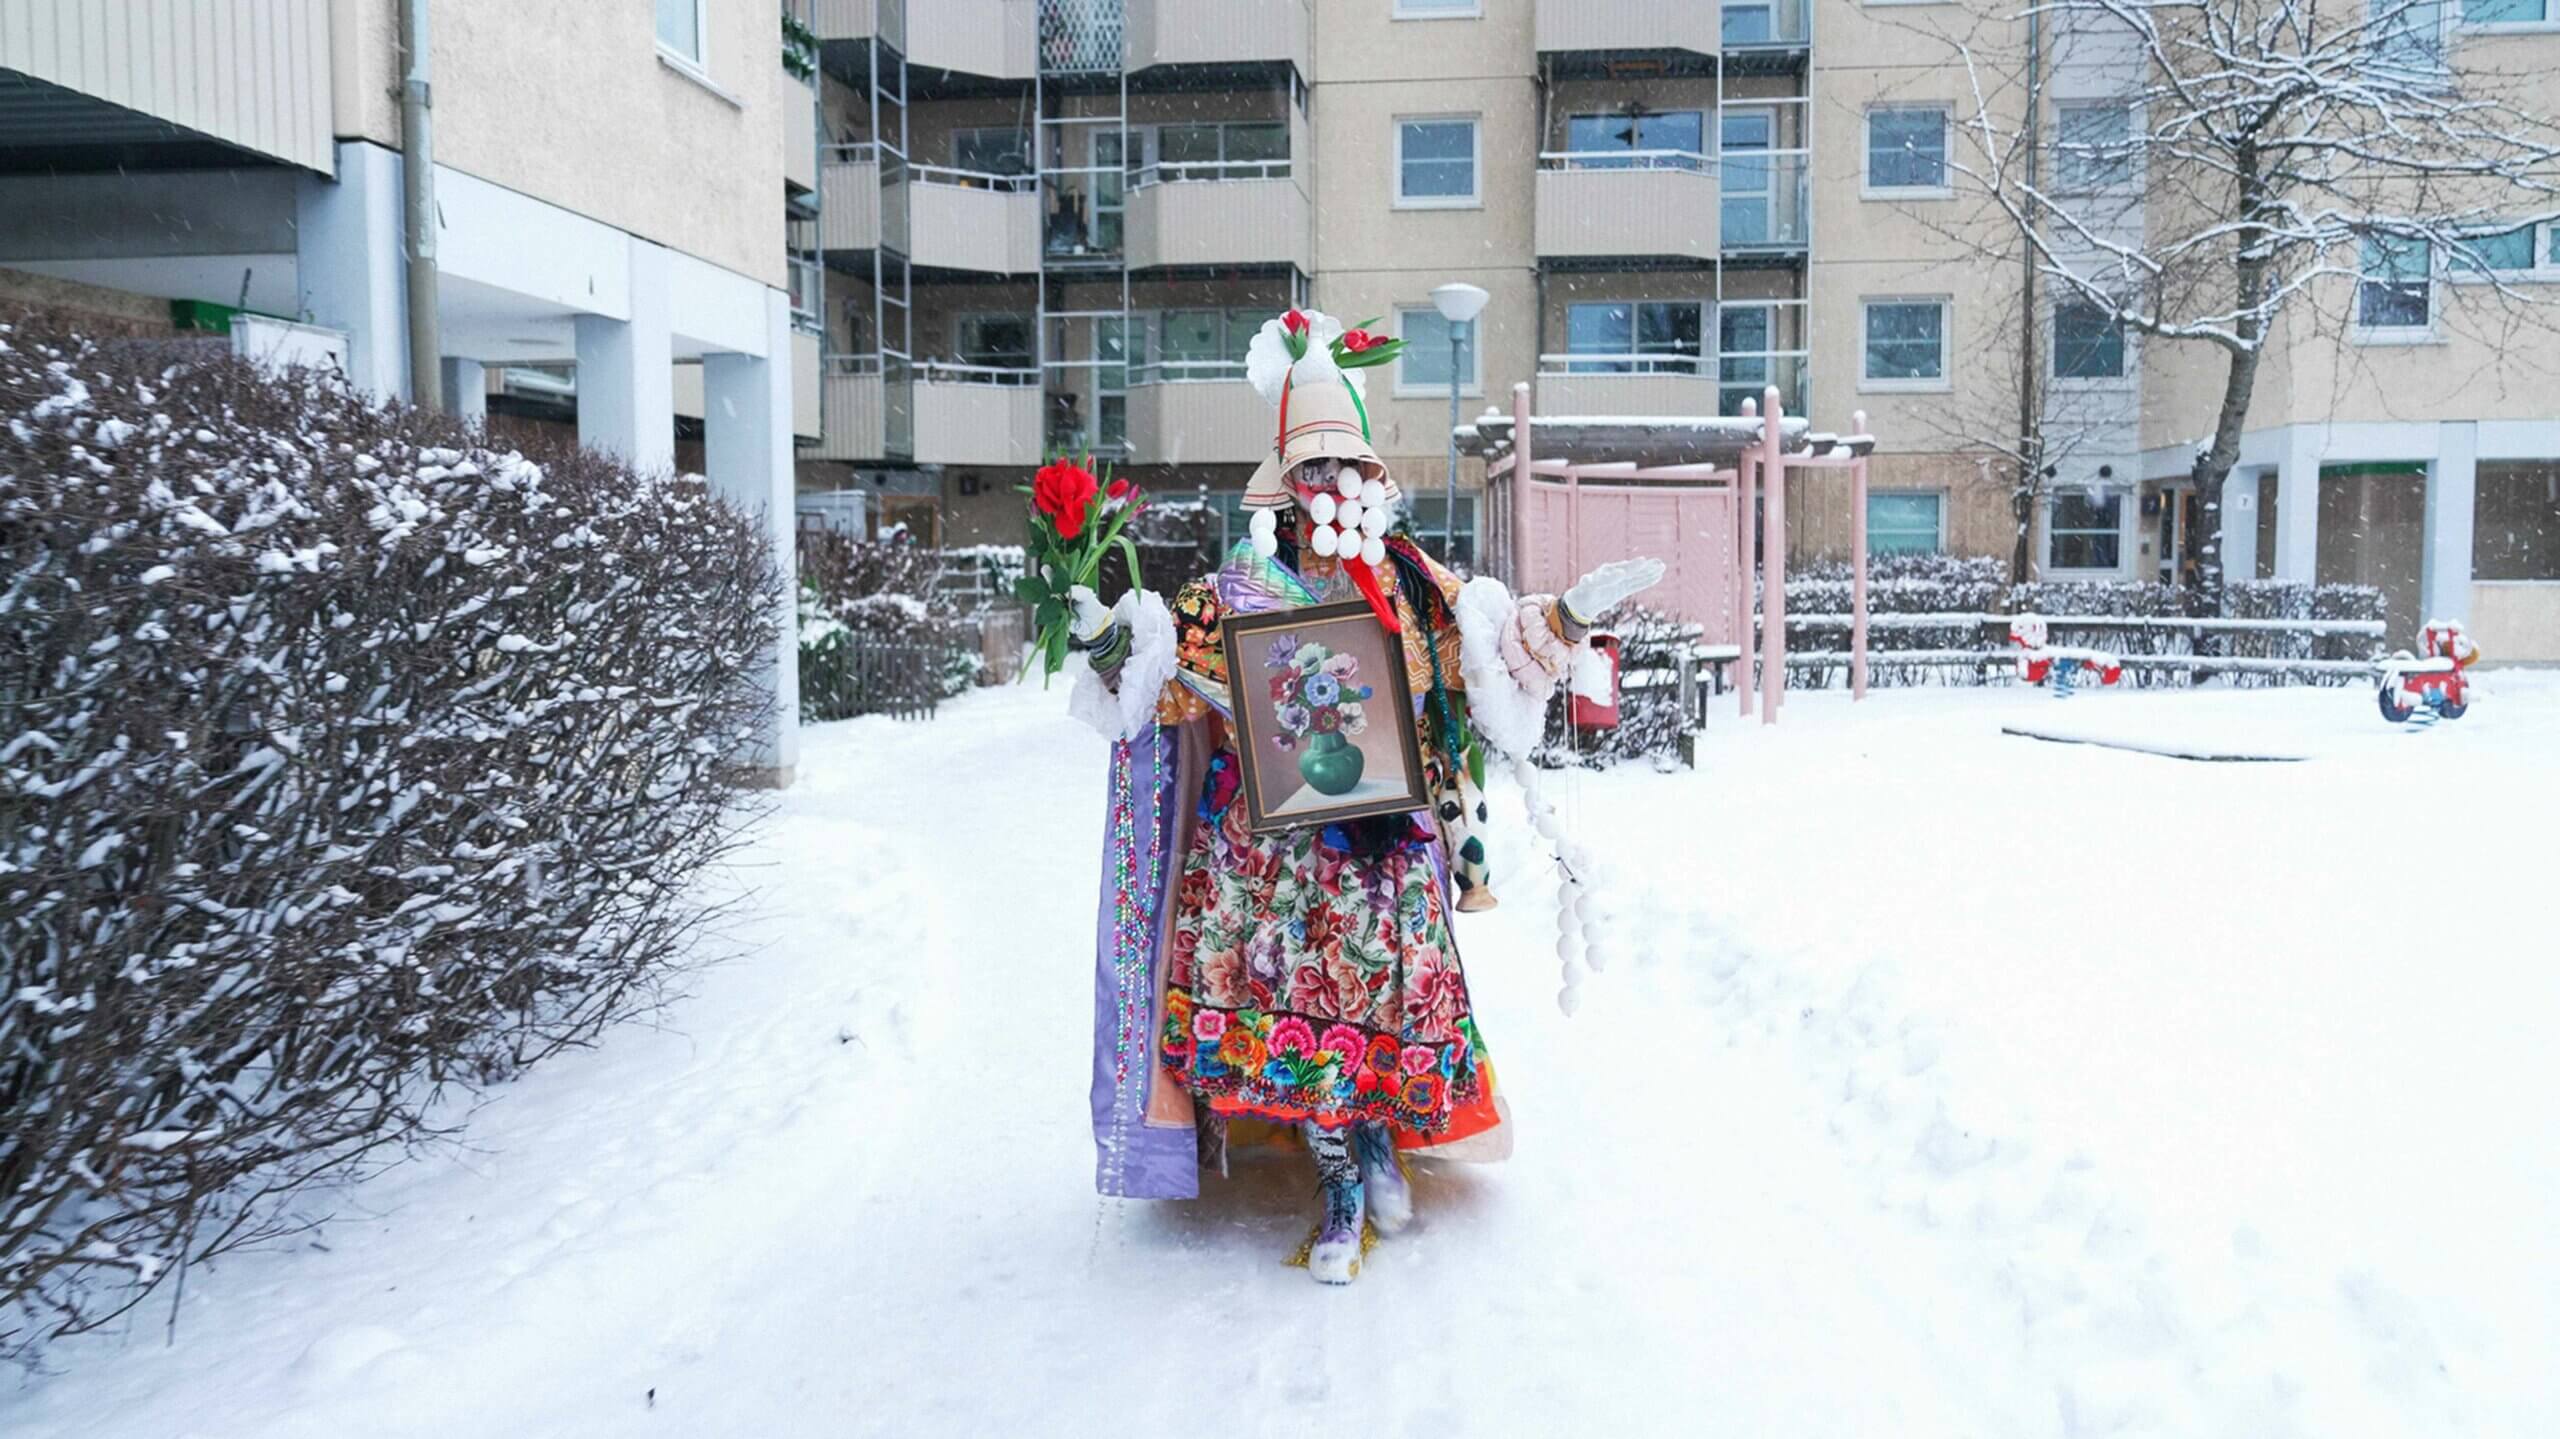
1397;118;1479;207
1397;306;1479;394
1865;106;1949;193
1564;110;1706;168
2053;300;2126;379
1157;121;1288;178
1720;108;1779;246
1405;494;1480;570
1867;493;1944;554
2372;0;2447;68
952;127;1032;176
955;313;1033;370
2055;103;2134;191
1724;0;1777;44
2465;0;2548;23
1861;299;1948;388
2451;224;2538;275
1564;301;1705;373
2047;490;2123;571
655;0;705;65
1719;303;1773;415
2471;462;2560;580
2356;234;2433;330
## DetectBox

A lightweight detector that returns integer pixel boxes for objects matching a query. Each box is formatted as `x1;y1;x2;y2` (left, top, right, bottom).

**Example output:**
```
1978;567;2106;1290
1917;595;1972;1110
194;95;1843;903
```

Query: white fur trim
1244;311;1348;407
1067;588;1178;742
1456;576;1553;758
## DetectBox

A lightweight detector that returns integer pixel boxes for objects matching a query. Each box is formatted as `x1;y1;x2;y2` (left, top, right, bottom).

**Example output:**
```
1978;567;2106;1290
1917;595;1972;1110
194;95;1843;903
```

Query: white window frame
1562;298;1712;373
1865;490;1947;553
1393;0;1483;17
1862;104;1953;199
1858;296;1952;392
656;0;709;74
2457;0;2558;29
2052;100;2138;195
1395;304;1484;398
2445;220;2560;283
2352;233;2440;343
2044;488;2129;575
1394;115;1482;210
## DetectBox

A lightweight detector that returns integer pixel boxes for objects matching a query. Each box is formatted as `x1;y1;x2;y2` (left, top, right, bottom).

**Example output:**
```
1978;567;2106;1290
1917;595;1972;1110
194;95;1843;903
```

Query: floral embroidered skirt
1159;786;1490;1136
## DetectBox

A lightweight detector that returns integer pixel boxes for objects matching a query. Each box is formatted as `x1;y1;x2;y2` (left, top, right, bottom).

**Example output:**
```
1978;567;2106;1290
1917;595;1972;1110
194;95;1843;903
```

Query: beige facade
792;1;2557;654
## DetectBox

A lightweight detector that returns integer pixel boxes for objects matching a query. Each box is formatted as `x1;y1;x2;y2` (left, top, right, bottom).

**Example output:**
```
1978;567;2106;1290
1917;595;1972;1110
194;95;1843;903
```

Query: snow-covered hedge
0;317;779;1351
797;530;976;719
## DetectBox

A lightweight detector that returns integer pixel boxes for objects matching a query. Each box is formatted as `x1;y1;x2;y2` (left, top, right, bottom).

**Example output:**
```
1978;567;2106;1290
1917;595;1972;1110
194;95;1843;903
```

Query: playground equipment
2376;619;2479;723
2009;615;2124;699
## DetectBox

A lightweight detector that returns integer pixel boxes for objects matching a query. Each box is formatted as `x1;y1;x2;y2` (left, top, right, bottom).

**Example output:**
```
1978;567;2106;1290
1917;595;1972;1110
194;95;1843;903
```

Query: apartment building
798;0;2556;658
0;0;815;766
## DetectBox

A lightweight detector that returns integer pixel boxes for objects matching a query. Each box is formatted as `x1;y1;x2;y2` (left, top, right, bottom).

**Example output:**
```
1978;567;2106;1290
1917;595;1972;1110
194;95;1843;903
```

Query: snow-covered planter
0;316;780;1352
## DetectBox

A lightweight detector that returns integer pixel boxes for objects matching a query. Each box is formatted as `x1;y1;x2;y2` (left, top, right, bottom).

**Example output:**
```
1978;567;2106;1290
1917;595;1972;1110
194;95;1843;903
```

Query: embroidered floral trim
1161;992;1485;1133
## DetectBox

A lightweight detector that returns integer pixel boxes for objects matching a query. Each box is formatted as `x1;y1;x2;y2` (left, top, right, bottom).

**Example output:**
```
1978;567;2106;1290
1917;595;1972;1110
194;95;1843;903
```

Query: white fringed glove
1562;558;1668;628
1067;584;1114;649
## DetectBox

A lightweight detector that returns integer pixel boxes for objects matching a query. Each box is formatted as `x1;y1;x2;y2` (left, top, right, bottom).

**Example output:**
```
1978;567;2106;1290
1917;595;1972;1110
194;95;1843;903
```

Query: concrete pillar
2422;420;2478;627
2221;468;2261;587
703;286;803;784
574;237;674;474
441;357;487;427
295;141;409;401
2272;428;2323;582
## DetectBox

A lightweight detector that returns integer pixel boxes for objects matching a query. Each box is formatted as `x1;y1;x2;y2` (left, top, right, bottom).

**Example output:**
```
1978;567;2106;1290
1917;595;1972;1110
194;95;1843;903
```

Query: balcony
820;148;881;251
784;79;818;195
1125;369;1271;466
910;166;1041;274
1535;0;1721;58
793;331;823;441
811;0;900;47
912;366;1044;467
1126;0;1310;73
1536;153;1719;261
1537;351;1809;421
907;0;1036;78
808;356;913;462
1124;165;1309;273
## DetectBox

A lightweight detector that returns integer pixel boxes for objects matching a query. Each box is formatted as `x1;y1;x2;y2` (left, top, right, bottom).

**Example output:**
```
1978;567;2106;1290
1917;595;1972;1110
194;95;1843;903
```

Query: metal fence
800;639;947;722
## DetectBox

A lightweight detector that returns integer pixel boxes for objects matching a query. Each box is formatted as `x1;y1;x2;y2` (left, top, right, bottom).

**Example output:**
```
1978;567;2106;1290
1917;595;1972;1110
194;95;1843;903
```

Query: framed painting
1220;600;1431;835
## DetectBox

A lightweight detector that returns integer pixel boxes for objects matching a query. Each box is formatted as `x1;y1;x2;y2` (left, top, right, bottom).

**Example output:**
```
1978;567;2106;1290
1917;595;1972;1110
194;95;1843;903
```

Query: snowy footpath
9;675;2557;1437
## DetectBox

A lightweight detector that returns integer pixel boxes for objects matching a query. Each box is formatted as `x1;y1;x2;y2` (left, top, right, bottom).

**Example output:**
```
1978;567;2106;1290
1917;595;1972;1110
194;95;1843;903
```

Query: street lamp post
1429;281;1490;563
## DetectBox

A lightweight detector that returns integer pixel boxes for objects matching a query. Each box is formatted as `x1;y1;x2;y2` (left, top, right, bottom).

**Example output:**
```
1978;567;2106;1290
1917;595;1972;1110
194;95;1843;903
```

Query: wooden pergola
1473;380;1879;720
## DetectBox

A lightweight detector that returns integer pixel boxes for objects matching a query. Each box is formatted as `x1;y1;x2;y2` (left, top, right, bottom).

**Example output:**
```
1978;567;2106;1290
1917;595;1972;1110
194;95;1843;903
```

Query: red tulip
1106;476;1136;507
1282;309;1309;336
1341;328;1387;352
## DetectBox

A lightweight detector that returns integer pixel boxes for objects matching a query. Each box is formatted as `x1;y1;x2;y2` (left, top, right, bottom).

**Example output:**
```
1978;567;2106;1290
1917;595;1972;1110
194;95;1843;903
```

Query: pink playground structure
1477;381;1876;723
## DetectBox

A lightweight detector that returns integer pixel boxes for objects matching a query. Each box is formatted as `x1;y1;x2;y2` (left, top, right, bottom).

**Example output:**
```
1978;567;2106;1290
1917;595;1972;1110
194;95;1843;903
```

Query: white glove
1562;558;1667;625
1068;584;1115;645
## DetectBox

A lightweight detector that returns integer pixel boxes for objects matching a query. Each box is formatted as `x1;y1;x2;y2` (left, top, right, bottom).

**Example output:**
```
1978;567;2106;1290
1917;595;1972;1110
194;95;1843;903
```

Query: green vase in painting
1297;730;1364;796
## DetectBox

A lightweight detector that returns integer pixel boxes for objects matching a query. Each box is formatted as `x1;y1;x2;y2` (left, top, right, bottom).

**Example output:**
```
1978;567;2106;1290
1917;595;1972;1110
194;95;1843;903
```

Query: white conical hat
1239;310;1398;509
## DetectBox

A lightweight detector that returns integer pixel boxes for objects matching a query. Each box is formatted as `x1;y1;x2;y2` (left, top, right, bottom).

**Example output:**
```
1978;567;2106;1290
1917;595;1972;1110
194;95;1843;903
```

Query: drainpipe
2015;1;2042;583
401;0;442;409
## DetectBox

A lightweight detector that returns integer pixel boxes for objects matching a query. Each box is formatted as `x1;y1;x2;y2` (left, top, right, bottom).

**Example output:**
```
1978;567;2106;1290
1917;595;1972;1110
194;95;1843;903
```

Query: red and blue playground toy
2376;620;2480;723
2009;615;2123;698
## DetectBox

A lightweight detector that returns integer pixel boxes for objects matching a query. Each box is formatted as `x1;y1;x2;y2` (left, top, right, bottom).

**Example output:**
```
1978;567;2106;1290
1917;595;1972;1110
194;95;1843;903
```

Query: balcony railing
915;367;1043;465
912;162;1039;194
1126;158;1293;188
1123;165;1309;271
915;360;1040;386
1539;148;1710;174
1536;349;1809;419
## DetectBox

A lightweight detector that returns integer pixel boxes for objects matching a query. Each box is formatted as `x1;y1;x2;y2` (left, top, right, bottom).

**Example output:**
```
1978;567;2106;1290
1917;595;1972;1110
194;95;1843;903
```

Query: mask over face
1248;456;1398;567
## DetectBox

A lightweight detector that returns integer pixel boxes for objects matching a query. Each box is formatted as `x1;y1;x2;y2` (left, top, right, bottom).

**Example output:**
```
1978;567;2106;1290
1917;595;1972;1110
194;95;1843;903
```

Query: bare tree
1935;0;2560;596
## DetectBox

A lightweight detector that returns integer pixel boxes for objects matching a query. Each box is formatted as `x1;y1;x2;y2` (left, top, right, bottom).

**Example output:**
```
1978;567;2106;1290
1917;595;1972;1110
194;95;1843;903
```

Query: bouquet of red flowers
1015;455;1144;682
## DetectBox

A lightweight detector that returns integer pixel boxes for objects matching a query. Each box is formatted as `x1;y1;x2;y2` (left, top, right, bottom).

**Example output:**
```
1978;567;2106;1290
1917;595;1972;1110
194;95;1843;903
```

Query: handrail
1537;351;1710;375
822;353;883;376
1539;148;1712;173
909;161;1038;194
914;360;1040;386
1130;360;1248;383
1128;159;1294;188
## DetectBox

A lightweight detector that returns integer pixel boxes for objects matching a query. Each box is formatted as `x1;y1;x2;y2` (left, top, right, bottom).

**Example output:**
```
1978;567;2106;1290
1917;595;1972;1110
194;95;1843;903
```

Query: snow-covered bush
0;316;779;1352
796;530;974;719
1537;605;1692;769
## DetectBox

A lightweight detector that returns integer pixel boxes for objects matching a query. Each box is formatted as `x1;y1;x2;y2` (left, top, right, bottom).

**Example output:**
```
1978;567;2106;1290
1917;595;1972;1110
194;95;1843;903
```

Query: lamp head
1429;281;1491;325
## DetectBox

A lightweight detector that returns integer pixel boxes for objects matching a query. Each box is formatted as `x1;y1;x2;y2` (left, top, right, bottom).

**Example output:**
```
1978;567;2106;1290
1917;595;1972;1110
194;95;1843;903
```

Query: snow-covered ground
9;674;2556;1438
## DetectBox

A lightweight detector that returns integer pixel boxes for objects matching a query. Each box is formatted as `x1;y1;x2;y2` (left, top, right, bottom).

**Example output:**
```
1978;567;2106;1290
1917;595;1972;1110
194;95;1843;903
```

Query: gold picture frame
1220;600;1431;835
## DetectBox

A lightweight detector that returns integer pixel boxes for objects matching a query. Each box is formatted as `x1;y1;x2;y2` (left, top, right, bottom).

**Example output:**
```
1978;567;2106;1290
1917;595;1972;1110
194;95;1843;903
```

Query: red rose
1033;460;1099;539
1341;328;1386;352
1282;309;1309;336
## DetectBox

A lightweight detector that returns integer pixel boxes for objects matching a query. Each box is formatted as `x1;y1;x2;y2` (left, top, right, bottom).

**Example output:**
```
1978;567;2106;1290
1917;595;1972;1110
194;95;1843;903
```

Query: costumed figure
1065;308;1661;1284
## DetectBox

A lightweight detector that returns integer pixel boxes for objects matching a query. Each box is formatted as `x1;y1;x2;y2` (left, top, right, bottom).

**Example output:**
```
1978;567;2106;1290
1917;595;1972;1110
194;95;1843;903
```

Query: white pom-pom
1361;478;1386;506
1337;499;1364;530
1583;943;1609;975
1249;508;1276;539
1361;536;1387;566
1337;469;1362;500
1252;529;1279;557
1557;982;1583;1018
1311;523;1340;557
1361;507;1389;537
1307;492;1337;526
